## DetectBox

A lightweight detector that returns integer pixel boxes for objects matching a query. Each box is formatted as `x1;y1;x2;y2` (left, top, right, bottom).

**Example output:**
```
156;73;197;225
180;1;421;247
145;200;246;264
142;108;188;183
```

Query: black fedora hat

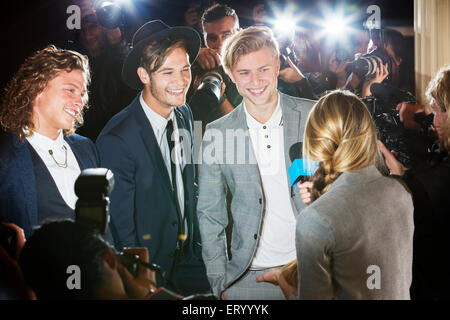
122;20;201;90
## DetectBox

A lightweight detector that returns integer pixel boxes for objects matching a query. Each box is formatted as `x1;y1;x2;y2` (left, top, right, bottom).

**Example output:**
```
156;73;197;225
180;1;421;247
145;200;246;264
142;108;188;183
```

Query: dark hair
383;28;406;59
140;37;188;74
0;45;90;140
19;220;109;300
201;4;239;30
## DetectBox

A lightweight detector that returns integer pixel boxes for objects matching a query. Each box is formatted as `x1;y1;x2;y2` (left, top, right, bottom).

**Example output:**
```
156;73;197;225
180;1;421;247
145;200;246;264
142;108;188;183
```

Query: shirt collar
139;92;175;132
26;130;66;150
244;93;282;129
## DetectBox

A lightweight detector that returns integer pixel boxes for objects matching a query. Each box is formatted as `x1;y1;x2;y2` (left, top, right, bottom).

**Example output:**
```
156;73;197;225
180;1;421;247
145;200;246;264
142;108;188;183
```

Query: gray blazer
296;165;414;300
197;92;315;297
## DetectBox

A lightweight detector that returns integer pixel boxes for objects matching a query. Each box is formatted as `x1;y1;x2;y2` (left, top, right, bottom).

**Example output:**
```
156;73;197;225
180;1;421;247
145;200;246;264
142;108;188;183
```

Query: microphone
288;142;318;186
288;158;318;186
289;142;302;163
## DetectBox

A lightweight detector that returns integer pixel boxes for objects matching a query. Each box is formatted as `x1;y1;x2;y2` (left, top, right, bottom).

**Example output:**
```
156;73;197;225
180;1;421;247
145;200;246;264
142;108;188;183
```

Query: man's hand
279;56;305;84
221;290;227;300
2;223;26;260
298;181;313;205
118;247;157;300
256;268;282;285
361;62;389;98
196;48;222;71
0;223;36;299
377;140;408;176
396;102;431;130
256;268;295;299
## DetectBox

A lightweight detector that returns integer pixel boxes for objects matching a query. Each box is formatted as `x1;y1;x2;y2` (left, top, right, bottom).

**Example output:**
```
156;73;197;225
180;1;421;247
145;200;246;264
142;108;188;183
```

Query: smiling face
140;47;191;118
32;69;87;140
228;46;280;111
204;16;237;55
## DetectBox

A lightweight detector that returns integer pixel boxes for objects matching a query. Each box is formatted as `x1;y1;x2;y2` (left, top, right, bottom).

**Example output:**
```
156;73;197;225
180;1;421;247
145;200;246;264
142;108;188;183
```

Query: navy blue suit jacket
0;132;99;237
96;96;205;285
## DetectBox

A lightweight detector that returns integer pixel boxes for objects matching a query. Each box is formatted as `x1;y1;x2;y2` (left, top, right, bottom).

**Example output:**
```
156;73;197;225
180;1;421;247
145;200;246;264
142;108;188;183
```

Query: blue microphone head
288;159;319;186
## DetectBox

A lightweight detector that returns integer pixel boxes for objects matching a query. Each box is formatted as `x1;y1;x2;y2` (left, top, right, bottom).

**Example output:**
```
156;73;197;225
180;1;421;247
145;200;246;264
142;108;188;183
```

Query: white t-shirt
244;96;297;269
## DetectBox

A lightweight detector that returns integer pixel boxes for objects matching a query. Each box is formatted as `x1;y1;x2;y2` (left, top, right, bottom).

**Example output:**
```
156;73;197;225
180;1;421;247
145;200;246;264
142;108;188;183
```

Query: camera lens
196;71;223;103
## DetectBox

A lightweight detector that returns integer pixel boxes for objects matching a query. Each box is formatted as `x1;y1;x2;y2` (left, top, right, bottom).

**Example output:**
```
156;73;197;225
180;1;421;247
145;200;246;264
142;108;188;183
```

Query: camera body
74;168;114;235
362;84;436;168
95;1;123;29
279;45;300;70
73;168;167;280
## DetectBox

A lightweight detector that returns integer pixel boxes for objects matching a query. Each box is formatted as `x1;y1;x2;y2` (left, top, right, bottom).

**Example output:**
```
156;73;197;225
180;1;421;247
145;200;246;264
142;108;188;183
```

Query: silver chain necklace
48;145;68;168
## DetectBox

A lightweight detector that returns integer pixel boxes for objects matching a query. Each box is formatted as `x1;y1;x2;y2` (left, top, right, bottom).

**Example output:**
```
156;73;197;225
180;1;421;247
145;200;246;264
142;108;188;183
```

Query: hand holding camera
195;47;222;71
117;247;157;299
279;56;305;84
362;62;389;97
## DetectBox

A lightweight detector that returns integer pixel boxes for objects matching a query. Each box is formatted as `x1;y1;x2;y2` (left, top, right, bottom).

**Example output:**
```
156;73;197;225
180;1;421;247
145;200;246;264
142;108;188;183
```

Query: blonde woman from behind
292;90;414;299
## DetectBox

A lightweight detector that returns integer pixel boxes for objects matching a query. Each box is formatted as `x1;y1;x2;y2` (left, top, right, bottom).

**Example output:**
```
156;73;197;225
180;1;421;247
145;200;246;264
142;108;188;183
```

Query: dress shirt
244;94;297;269
139;94;186;228
26;130;81;209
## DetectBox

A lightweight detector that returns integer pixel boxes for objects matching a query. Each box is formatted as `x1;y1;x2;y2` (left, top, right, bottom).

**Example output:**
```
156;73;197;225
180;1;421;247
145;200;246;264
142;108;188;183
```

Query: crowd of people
1;2;449;301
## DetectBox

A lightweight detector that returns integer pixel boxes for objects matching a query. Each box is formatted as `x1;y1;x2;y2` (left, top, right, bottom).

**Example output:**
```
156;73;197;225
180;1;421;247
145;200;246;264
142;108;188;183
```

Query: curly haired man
0;45;98;237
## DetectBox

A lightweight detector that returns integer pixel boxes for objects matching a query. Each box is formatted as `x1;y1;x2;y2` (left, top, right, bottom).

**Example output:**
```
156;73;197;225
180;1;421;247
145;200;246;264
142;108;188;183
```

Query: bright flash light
315;5;359;46
273;20;297;36
114;0;131;5
323;16;350;36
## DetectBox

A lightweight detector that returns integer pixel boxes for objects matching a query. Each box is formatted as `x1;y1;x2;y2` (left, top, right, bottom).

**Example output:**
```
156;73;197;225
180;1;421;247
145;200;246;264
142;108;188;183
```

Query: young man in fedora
96;20;210;295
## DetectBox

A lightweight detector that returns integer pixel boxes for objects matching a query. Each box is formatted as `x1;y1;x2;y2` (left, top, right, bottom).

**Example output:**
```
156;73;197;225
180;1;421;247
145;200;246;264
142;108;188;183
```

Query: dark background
0;0;414;92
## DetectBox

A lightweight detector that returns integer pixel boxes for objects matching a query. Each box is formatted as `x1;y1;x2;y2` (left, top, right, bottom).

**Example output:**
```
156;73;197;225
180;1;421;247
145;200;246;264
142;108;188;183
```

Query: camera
351;48;392;81
74;168;114;235
363;83;436;168
195;68;224;105
95;1;123;29
74;168;167;281
189;64;228;127
280;45;300;70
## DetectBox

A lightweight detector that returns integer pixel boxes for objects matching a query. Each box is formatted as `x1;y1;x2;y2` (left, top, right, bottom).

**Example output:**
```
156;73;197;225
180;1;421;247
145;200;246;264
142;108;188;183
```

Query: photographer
379;65;450;299
188;4;241;128
356;28;413;98
18;219;158;300
73;1;137;141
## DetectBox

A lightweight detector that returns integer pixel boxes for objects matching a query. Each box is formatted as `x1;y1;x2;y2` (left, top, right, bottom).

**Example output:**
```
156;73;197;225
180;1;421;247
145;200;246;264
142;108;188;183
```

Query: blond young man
197;26;315;300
